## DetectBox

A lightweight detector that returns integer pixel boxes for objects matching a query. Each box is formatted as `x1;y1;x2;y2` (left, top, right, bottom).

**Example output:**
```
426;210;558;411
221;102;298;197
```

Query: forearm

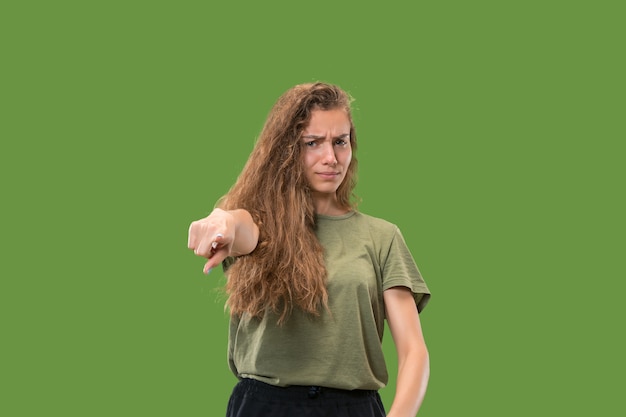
227;209;259;256
388;347;430;417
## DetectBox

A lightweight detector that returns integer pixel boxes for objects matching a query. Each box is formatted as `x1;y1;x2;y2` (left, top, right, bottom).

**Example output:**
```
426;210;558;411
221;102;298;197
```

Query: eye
334;138;348;146
305;140;317;147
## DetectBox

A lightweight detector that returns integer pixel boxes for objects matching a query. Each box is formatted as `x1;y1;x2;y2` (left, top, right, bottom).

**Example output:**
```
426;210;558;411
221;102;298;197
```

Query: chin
311;187;339;195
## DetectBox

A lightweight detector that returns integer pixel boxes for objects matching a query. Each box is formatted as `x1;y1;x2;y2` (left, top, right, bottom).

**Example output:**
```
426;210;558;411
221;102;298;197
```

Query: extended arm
384;286;430;417
188;208;259;273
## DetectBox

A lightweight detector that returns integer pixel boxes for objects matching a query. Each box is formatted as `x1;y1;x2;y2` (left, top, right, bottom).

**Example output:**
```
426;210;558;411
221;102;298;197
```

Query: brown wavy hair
218;82;359;324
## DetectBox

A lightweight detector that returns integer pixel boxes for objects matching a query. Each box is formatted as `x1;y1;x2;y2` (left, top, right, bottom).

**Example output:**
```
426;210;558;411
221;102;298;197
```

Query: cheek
303;152;317;173
342;149;352;166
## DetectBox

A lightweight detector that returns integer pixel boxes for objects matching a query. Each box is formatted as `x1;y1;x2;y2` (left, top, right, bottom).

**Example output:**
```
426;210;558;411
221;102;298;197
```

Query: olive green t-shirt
227;211;430;390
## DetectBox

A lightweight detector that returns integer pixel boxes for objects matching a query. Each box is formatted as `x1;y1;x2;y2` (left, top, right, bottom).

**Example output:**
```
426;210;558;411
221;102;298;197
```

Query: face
301;109;352;201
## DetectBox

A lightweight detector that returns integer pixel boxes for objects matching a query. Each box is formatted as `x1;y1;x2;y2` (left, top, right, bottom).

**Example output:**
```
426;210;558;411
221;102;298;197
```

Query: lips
316;172;339;179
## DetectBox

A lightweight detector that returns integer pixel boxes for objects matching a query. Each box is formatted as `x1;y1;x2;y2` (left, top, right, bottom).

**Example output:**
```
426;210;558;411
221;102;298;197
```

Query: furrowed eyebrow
302;133;350;140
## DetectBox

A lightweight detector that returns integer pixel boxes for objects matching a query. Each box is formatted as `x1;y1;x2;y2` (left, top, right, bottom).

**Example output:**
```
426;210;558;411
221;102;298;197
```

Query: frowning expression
301;109;352;197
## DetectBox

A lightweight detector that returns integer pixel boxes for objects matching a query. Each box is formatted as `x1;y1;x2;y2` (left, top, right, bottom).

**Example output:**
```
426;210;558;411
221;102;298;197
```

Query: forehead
304;109;351;134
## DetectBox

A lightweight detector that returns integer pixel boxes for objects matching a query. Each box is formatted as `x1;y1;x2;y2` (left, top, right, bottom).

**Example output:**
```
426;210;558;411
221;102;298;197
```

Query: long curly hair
218;82;359;324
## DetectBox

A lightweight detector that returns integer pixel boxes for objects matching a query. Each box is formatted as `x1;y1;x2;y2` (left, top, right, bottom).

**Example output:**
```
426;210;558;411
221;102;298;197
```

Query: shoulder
348;212;402;251
353;211;398;234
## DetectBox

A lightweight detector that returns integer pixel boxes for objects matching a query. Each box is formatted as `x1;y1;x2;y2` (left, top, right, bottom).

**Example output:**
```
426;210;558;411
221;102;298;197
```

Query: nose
322;142;337;165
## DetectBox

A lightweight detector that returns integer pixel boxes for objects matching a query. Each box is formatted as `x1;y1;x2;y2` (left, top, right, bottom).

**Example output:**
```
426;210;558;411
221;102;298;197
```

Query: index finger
204;246;229;274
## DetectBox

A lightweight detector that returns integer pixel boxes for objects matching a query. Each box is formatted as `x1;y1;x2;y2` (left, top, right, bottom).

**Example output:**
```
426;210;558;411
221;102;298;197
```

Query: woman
188;82;431;417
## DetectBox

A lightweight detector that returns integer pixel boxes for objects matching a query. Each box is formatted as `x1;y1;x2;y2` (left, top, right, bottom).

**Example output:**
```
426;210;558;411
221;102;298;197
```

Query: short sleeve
381;227;431;313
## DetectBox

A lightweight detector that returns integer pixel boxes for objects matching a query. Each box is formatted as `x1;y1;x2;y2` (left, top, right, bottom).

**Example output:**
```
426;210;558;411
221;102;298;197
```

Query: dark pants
226;378;387;417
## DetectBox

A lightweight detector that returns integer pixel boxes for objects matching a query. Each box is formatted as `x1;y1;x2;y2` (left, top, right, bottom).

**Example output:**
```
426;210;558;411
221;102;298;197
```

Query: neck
312;193;349;216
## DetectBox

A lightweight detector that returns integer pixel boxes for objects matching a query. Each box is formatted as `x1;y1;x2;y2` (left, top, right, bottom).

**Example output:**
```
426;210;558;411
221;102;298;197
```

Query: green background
2;0;623;415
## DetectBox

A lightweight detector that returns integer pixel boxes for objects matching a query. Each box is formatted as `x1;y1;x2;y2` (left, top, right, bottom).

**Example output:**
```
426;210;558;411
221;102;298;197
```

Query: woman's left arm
384;286;430;417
